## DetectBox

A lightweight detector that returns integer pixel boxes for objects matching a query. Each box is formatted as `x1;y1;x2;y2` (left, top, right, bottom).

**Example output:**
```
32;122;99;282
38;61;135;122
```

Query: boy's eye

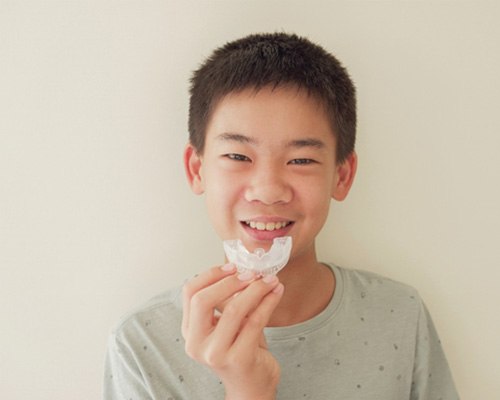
289;158;316;165
224;153;251;162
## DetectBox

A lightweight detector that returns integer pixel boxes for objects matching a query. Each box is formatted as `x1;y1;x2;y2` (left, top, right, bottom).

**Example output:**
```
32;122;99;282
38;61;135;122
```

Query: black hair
189;32;356;163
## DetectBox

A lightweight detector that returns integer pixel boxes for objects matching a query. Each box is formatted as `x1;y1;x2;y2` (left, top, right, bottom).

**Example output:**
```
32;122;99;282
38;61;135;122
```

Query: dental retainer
223;236;292;276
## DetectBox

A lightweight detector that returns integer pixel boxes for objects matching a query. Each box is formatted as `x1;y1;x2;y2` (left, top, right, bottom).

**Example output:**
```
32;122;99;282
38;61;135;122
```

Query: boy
104;33;458;399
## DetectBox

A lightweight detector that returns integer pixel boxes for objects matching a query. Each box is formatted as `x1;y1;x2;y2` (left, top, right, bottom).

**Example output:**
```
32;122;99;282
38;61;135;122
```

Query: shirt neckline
264;263;345;341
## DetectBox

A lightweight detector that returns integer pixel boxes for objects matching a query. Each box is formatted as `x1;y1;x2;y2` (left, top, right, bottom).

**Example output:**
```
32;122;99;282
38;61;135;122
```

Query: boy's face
185;86;356;265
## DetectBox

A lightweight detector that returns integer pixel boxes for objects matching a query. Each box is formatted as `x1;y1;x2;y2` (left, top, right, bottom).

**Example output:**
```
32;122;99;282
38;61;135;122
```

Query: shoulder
333;265;423;321
337;265;419;298
104;286;192;394
111;286;183;343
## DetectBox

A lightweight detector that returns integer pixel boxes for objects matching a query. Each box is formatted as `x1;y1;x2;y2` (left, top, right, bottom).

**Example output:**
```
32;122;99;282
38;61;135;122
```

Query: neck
267;250;335;327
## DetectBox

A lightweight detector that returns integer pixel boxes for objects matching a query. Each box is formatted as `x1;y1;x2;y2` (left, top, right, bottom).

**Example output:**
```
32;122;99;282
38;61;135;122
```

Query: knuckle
186;342;227;369
184;341;197;360
225;350;245;368
182;265;222;294
182;281;196;299
247;278;272;296
204;266;226;283
204;348;225;369
245;313;265;330
190;291;209;308
209;265;223;276
182;265;230;299
221;301;240;319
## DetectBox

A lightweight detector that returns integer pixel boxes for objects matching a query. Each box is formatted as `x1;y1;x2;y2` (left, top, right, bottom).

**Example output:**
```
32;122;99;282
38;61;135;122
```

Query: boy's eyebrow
215;132;258;145
287;138;326;149
215;133;326;149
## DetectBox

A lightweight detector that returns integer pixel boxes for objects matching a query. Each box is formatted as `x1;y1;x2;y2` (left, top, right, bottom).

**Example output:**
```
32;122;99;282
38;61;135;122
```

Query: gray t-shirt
104;264;459;399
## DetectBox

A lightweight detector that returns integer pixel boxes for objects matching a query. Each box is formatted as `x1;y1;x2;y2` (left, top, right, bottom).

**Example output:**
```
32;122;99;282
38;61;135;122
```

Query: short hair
188;32;356;163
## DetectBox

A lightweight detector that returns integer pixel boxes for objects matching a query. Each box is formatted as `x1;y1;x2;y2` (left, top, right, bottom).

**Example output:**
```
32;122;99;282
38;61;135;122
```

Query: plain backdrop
1;1;499;398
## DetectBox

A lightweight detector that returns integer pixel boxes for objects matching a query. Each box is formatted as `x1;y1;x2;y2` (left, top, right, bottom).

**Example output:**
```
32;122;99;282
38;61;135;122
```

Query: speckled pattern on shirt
104;264;459;400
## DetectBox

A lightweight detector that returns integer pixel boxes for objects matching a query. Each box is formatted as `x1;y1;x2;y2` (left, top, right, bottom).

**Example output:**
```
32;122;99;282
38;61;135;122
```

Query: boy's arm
182;264;284;400
411;298;459;400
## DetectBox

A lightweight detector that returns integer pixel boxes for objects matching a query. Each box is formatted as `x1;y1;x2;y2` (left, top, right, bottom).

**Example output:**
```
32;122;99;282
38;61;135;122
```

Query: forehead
206;86;336;148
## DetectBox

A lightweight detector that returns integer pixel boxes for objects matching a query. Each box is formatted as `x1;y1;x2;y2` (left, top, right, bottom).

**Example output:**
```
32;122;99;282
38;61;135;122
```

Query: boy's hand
182;264;284;400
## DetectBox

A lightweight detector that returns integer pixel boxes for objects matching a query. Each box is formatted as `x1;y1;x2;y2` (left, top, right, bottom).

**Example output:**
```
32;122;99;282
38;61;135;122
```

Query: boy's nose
244;170;292;205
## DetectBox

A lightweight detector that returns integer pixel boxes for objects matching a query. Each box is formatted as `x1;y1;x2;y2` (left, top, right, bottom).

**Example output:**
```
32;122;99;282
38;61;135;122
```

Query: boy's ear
183;143;205;195
331;152;358;201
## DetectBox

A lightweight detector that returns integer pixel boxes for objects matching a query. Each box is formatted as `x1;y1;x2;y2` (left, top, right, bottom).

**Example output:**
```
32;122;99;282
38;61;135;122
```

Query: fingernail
221;263;235;272
237;271;254;281
262;274;278;284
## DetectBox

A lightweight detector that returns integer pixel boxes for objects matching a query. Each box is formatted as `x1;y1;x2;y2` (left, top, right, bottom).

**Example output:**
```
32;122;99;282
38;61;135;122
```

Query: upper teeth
245;221;290;231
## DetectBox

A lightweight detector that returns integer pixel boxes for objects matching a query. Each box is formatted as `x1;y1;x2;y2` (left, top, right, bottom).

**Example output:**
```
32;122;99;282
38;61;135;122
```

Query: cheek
311;198;331;227
300;173;333;200
205;172;243;201
203;174;243;224
302;180;333;223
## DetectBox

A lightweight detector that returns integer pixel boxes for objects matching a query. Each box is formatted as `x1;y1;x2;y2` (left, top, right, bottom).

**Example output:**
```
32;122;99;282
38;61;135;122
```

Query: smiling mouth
243;220;293;232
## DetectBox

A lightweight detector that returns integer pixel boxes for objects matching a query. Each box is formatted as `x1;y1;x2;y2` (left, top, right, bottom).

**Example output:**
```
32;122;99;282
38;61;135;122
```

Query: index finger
181;264;237;337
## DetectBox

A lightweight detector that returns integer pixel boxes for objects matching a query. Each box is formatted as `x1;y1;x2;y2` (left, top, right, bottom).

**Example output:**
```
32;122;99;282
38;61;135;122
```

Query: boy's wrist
225;390;276;400
224;381;278;400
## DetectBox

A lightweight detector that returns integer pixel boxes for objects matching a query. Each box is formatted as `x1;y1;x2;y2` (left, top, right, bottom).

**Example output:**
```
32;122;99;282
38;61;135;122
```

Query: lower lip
240;222;294;242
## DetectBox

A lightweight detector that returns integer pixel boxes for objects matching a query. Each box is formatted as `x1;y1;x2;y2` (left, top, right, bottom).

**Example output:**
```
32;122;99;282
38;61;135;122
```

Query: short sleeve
410;298;459;400
103;331;153;400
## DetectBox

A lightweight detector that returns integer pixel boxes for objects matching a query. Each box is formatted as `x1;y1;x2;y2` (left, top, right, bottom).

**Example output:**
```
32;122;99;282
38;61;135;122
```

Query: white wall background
1;1;499;398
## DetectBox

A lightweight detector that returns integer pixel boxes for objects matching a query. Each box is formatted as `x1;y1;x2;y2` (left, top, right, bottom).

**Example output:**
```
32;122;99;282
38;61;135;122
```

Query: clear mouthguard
223;236;292;276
